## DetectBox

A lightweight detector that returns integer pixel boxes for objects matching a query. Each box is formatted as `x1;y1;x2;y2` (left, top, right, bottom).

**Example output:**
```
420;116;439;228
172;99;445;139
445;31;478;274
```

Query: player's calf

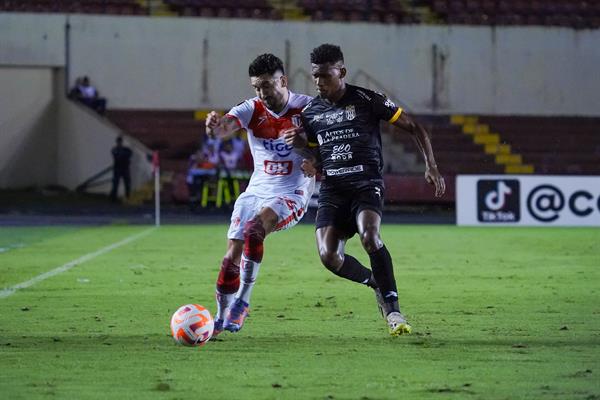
214;256;240;336
321;253;376;287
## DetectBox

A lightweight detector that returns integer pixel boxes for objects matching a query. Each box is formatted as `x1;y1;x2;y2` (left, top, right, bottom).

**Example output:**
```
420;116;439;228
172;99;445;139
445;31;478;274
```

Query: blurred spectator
219;139;242;171
230;132;246;161
218;137;248;205
110;136;132;202
202;134;221;165
69;76;107;115
229;131;252;170
186;148;218;203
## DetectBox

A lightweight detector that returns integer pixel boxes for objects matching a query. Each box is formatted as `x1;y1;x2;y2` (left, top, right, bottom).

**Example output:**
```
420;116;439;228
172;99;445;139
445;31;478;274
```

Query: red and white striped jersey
226;91;315;198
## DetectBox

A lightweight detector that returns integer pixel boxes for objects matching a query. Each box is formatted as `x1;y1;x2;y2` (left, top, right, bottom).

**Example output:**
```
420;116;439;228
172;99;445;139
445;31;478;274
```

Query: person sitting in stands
69;76;107;115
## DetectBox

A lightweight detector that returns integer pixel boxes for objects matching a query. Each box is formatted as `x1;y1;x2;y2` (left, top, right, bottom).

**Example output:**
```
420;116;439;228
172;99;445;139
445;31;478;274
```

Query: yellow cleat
386;312;412;336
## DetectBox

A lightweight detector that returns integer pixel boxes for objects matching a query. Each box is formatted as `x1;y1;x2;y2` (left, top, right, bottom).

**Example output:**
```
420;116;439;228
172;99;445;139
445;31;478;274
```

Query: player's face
250;72;288;112
311;62;346;101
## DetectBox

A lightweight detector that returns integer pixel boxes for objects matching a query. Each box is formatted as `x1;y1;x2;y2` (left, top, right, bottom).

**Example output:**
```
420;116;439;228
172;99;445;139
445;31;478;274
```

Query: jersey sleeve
226;99;255;130
371;91;403;123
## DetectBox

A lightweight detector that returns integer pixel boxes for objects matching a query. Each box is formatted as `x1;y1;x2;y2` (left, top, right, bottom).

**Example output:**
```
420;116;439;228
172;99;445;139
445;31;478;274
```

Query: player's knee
319;249;343;272
243;218;266;242
359;229;382;253
243;218;266;262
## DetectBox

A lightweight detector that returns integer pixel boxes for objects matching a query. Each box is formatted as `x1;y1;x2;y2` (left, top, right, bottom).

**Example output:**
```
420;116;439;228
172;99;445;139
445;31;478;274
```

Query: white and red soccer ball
170;304;214;347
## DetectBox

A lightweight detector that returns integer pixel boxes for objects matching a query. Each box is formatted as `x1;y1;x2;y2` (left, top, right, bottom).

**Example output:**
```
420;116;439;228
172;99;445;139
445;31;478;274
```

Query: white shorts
227;191;309;240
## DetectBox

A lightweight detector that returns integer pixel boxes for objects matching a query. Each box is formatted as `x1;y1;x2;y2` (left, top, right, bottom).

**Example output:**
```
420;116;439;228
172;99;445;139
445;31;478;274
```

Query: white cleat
386;312;412;336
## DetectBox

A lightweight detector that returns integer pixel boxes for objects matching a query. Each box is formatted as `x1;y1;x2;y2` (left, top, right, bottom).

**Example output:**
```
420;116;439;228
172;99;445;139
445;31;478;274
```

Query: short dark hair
310;44;344;65
248;53;285;77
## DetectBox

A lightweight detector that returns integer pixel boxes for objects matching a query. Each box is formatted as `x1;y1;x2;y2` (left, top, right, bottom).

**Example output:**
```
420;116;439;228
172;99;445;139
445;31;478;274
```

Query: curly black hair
310;44;344;65
248;53;285;77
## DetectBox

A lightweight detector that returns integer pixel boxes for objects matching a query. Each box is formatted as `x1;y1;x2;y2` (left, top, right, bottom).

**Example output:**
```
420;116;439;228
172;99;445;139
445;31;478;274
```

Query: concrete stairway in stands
479;116;600;175
385;115;504;176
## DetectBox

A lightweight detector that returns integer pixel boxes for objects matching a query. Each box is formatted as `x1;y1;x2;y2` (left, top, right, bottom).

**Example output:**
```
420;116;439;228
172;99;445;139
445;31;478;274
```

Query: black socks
369;245;400;313
332;254;377;288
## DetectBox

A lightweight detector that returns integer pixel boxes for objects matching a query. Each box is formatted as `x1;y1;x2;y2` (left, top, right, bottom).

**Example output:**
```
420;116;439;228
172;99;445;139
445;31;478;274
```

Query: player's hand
425;165;446;197
205;111;220;137
281;127;307;148
301;158;317;178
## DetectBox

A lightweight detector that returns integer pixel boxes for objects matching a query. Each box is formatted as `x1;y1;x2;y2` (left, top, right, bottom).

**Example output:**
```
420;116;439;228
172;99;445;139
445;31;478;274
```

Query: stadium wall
0;65;152;191
0;13;64;67
1;13;599;116
0;67;58;188
54;70;153;194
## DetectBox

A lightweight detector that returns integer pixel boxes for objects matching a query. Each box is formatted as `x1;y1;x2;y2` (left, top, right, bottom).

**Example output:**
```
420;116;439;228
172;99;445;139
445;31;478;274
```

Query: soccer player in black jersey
287;43;445;336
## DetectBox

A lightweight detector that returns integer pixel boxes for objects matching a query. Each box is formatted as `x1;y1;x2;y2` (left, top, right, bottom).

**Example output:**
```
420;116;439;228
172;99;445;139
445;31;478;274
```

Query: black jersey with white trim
301;84;402;189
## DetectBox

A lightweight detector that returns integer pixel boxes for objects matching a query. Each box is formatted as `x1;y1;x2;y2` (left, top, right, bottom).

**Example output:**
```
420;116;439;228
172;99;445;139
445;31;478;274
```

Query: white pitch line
0;227;155;299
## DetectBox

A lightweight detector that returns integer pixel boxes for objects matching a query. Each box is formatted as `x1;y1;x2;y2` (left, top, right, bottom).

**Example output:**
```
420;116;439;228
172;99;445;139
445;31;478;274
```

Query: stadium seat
0;0;146;15
164;0;277;19
423;0;600;27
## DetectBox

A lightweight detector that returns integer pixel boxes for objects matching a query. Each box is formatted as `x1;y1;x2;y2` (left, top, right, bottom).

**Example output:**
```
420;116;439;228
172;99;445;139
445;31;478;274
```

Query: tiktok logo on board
477;180;520;222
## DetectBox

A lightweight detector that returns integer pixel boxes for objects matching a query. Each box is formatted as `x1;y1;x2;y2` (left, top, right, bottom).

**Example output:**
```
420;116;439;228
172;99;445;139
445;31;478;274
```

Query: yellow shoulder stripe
388;107;403;123
308;142;319;148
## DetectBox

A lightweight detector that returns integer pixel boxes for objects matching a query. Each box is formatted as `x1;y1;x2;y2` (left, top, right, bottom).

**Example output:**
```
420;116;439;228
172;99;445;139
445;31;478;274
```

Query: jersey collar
264;90;293;118
320;85;351;107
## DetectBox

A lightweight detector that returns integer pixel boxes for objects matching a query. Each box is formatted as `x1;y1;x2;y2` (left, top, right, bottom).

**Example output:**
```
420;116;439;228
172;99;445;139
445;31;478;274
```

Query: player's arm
205;111;242;140
282;127;321;177
293;144;321;178
282;126;308;149
390;110;446;198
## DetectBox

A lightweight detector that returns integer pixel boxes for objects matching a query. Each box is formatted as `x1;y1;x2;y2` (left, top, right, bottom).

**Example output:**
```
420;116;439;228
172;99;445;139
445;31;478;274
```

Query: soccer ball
170;304;214;347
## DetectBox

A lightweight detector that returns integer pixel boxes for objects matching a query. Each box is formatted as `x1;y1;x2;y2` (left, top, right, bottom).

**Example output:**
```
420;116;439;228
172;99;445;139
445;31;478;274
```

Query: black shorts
315;183;384;238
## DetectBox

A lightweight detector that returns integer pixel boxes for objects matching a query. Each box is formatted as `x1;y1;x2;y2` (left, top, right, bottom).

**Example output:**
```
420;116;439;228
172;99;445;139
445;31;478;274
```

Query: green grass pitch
0;224;598;399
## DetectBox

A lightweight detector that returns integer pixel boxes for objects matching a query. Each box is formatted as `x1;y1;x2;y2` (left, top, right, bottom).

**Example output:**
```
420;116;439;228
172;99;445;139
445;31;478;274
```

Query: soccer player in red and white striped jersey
206;54;314;335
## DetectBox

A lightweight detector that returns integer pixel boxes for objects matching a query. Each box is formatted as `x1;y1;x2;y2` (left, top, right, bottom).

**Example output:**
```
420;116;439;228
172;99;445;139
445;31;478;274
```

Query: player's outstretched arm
205;111;242;139
391;112;446;197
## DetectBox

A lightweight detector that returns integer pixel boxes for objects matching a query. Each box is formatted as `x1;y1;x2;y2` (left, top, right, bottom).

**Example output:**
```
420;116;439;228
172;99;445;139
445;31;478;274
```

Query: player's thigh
316;191;355;238
353;186;384;251
356;209;382;236
356;209;383;252
227;192;261;240
259;194;308;233
316;225;347;259
352;185;384;221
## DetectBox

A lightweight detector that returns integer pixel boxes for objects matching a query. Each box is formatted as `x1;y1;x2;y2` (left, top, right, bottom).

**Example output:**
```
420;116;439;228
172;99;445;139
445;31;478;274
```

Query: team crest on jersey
291;114;302;127
345;105;356;121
